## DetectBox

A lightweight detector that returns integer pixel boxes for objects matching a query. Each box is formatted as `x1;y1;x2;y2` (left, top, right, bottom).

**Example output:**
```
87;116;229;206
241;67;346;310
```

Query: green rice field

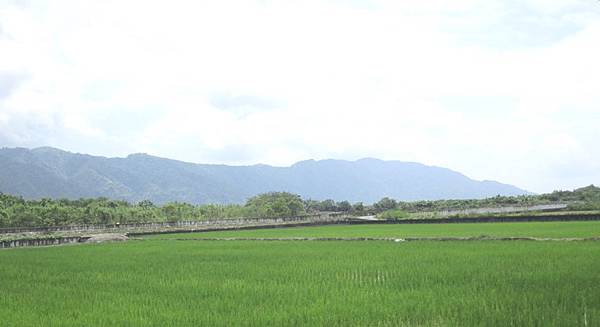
2;222;600;326
144;220;600;239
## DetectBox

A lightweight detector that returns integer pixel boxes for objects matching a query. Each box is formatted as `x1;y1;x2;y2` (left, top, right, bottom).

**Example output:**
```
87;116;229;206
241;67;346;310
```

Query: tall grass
1;240;599;326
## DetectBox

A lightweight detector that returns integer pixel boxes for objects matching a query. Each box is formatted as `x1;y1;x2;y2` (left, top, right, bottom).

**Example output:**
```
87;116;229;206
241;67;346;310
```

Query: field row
3;221;600;326
143;220;600;239
1;240;599;326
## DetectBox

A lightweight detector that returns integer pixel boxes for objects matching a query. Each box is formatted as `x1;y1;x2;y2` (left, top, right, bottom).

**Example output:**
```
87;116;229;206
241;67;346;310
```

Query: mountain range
0;147;529;204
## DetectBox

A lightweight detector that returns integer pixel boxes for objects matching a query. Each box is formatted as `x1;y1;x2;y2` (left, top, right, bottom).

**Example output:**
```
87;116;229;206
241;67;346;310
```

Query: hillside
0;147;529;204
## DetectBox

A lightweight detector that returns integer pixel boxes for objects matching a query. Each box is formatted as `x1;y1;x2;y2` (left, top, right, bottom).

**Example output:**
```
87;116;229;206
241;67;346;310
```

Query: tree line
0;192;364;228
1;185;598;227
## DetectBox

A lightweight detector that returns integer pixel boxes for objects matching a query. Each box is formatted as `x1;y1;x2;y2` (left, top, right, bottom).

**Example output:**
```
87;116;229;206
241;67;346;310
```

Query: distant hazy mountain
0;147;529;204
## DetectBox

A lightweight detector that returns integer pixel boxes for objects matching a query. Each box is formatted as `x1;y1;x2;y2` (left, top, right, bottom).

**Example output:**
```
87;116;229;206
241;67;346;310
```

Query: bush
377;209;410;220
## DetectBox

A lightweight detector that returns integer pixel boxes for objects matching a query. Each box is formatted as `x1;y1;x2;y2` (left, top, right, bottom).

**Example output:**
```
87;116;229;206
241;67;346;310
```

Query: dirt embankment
85;233;129;243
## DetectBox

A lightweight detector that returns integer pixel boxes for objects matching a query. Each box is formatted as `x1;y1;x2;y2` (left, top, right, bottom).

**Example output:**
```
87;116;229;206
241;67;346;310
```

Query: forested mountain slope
0;147;529;204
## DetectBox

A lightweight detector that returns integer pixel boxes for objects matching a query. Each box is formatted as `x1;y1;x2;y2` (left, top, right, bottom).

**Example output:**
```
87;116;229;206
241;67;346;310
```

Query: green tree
162;202;193;222
0;208;9;227
337;201;352;212
374;197;397;212
303;199;320;212
318;199;337;212
352;202;364;214
245;192;305;218
86;203;114;224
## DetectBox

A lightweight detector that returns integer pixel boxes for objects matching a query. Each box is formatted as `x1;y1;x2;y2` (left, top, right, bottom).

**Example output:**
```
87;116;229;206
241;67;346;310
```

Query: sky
0;0;599;194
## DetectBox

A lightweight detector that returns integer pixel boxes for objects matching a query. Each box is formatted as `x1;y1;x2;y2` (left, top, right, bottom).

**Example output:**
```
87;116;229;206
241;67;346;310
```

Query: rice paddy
1;221;600;326
143;220;600;239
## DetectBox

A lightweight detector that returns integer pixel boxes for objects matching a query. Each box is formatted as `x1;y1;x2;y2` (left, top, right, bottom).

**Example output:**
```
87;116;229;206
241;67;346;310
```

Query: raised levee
0;213;346;234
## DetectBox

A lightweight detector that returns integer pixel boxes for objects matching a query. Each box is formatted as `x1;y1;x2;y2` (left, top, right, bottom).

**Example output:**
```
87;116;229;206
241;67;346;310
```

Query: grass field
1;238;600;326
143;220;600;239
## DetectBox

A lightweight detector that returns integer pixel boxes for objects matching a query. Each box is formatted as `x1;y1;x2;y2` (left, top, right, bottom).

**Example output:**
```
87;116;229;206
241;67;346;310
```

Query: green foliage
336;201;352;212
2;184;599;228
0;191;373;227
245;192;305;218
540;185;600;202
352;202;365;214
0;192;307;227
315;199;337;211
137;200;155;208
0;208;8;226
394;195;543;213
304;199;362;213
368;188;600;215
377;209;410;220
374;197;397;212
162;202;198;223
542;185;600;210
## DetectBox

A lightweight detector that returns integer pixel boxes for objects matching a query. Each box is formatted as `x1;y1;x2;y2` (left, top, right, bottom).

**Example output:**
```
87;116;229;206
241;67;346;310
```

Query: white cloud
0;0;599;193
